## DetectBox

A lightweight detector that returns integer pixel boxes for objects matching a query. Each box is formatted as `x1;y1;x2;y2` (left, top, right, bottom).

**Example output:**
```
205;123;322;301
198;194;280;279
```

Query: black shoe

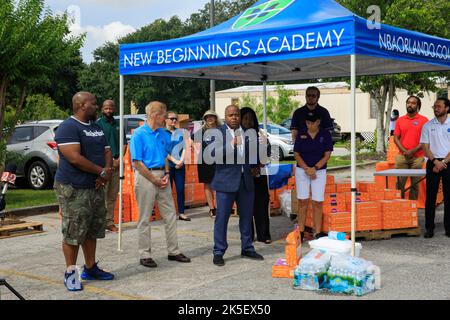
445;232;450;238
300;231;305;243
140;258;157;268
168;253;191;263
314;232;328;239
241;250;264;260
424;230;434;238
213;255;225;266
179;214;191;221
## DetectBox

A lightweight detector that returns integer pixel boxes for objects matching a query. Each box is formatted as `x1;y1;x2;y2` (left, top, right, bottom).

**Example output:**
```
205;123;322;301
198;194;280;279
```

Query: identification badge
300;135;307;139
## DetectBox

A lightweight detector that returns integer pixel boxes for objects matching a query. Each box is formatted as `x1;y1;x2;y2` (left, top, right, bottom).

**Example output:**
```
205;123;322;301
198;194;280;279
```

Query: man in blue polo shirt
130;101;191;268
290;86;333;143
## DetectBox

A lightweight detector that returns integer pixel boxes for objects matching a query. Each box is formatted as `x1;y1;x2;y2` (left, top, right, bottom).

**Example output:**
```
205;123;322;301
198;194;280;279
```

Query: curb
4;204;59;217
327;160;378;172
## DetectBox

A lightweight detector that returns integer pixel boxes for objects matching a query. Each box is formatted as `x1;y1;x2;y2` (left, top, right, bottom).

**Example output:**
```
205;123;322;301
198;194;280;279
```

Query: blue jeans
169;166;185;214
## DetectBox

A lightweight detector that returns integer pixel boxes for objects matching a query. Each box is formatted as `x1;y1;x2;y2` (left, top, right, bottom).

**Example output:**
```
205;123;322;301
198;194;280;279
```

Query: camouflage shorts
54;181;106;246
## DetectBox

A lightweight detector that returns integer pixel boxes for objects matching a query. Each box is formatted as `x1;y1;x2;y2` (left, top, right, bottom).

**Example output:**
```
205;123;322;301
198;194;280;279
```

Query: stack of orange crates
386;136;400;164
379;199;418;229
114;192;132;224
272;227;301;278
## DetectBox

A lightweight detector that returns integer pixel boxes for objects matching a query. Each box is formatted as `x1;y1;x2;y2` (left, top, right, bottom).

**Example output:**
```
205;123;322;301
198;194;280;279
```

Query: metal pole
118;75;124;252
210;0;216;111
263;82;267;131
350;55;356;256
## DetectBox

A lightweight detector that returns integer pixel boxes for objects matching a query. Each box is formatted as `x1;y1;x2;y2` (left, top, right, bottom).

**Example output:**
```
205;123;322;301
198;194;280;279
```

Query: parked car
280;117;342;142
258;123;294;161
6;120;62;190
114;114;147;141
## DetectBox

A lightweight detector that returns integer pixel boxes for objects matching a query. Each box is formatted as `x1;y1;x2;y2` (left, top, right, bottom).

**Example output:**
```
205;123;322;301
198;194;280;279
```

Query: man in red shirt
394;96;429;200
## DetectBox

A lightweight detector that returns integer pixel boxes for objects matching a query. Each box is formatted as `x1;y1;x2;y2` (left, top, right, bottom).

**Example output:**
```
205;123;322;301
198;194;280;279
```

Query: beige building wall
216;85;446;133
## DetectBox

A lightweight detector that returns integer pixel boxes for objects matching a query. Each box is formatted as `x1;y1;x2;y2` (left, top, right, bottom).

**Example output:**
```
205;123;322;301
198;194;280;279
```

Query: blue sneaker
64;268;83;291
81;262;114;281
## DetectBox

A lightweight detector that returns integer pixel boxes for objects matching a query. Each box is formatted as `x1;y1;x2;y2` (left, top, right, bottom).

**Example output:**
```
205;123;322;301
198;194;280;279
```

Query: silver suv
6;120;62;190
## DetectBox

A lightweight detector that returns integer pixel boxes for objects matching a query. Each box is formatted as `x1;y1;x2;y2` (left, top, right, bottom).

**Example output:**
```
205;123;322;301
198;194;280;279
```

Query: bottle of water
328;231;346;241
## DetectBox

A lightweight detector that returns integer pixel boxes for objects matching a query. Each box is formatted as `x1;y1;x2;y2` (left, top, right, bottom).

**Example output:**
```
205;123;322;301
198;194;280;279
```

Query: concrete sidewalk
1;201;449;300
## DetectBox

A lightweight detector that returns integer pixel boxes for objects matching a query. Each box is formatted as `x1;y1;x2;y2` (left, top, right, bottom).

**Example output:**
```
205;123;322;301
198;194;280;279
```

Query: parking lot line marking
0;269;159;300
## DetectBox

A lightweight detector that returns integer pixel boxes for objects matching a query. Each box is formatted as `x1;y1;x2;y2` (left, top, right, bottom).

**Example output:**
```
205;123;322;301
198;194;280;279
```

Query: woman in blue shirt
166;111;190;221
294;113;333;240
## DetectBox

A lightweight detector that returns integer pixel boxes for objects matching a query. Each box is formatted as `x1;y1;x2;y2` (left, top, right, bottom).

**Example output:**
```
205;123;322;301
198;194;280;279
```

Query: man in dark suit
210;105;264;266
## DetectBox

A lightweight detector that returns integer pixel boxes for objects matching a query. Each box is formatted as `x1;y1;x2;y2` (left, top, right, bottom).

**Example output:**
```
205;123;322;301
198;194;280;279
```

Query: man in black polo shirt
290;86;333;143
97;100;127;232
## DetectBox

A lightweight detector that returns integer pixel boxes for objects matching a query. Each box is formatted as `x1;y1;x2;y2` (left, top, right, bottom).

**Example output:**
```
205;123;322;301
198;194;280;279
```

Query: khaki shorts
54;181;106;245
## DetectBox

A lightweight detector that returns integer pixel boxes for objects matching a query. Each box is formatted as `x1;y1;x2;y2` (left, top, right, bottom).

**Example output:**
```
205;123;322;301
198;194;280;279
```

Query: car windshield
259;123;291;135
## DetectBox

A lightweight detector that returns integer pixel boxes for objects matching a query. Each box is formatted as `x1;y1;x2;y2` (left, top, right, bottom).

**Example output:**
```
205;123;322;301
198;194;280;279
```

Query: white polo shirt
420;116;450;158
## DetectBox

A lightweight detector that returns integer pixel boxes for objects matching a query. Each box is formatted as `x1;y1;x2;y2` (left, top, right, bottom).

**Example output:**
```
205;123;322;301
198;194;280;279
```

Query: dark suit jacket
210;124;256;193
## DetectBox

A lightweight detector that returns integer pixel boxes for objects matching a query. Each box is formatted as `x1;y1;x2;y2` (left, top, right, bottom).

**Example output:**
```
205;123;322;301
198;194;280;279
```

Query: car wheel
270;146;284;162
27;161;51;190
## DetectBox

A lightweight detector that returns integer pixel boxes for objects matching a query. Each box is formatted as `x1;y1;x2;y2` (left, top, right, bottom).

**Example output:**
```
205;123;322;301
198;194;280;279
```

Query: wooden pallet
0;222;44;239
355;227;421;241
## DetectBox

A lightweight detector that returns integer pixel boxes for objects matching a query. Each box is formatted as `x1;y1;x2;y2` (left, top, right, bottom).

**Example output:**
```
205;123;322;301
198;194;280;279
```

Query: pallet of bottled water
293;249;380;296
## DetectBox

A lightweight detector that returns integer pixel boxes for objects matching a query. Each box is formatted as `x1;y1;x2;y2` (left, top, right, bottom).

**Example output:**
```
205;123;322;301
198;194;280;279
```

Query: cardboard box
272;258;295;278
358;181;384;193
344;192;370;203
336;182;351;193
326;175;335;185
369;191;385;201
323;193;346;206
285;228;302;267
384;189;402;200
325;184;337;193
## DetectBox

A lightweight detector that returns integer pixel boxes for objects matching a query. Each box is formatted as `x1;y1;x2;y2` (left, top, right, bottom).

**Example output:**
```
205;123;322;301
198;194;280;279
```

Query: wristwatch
99;168;107;178
164;171;170;175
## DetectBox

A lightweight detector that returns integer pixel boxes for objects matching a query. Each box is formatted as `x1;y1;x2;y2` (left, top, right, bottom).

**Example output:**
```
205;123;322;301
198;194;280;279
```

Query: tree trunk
0;76;9;141
375;79;389;153
384;78;395;148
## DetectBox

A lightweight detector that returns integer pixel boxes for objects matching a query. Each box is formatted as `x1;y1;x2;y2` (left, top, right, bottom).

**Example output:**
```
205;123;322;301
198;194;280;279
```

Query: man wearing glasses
290;86;333;143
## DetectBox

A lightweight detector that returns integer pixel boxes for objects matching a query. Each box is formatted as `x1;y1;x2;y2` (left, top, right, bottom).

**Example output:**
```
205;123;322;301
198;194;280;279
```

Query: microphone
1;163;17;215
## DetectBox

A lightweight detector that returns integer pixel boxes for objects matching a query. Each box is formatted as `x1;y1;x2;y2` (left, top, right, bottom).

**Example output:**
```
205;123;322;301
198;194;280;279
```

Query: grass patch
5;188;57;210
280;156;364;168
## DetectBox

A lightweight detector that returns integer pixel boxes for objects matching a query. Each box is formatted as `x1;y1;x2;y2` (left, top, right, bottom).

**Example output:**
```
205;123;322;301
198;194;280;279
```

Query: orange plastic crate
336;182;351;193
325;184;337;193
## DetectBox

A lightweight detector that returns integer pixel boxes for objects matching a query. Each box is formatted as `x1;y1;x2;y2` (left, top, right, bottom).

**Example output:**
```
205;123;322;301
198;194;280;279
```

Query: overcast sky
45;0;211;63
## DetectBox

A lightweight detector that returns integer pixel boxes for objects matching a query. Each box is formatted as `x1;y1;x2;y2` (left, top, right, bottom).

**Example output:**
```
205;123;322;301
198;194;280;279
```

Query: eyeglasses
168;117;177;121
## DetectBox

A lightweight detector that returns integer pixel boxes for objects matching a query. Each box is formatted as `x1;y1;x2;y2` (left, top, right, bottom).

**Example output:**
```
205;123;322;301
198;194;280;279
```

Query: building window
231;97;240;106
370;97;378;119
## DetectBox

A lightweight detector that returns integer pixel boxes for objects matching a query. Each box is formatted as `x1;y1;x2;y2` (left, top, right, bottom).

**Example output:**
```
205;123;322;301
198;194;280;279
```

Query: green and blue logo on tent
232;0;295;30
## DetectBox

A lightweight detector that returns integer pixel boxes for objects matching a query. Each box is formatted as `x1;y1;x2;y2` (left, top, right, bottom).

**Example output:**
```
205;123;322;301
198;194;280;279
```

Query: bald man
54;92;114;292
210;105;264;266
97;100;127;232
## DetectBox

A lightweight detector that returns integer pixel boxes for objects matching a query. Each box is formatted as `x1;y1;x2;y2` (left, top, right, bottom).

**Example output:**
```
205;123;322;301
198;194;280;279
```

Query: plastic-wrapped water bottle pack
293;249;331;291
293;251;380;296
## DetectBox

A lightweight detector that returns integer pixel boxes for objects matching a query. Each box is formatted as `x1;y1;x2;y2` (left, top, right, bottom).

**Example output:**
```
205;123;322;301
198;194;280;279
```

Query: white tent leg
350;54;356;256
118;75;124;252
263;82;267;131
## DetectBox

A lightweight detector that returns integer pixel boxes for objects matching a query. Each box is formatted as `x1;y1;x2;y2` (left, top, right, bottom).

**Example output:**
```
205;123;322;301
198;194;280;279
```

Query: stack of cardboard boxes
291;176;419;232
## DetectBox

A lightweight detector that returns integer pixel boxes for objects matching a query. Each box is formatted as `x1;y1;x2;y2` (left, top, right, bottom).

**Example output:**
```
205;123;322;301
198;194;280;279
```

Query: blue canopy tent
116;0;450;253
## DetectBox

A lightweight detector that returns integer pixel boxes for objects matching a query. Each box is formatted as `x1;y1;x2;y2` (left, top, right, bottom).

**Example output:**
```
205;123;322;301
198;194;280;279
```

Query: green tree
0;0;84;141
78;0;258;119
21;94;69;121
240;85;300;123
337;0;450;153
